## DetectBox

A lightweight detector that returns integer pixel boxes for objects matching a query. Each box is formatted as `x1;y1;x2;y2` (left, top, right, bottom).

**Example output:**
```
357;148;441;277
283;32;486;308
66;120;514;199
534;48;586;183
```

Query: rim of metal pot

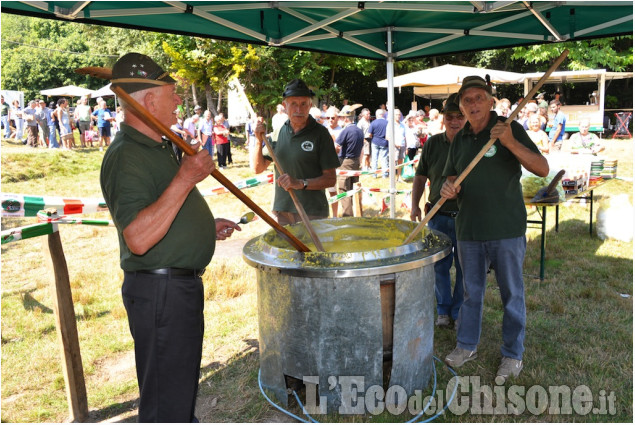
242;218;451;278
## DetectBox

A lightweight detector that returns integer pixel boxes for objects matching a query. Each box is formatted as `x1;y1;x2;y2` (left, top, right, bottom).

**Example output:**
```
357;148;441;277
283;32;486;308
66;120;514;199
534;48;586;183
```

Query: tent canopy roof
522;69;634;84
377;64;525;88
2;1;633;61
40;85;94;97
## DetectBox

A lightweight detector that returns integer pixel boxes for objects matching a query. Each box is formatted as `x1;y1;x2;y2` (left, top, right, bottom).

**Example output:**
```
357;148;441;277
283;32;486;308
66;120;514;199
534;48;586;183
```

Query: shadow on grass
21;289;54;314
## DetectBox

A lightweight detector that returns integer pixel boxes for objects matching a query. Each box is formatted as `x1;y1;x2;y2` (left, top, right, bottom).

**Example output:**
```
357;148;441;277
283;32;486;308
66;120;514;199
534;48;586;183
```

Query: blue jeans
202;135;214;158
428;214;463;320
48;124;60;148
456;236;527;360
1;115;9;138
371;143;389;177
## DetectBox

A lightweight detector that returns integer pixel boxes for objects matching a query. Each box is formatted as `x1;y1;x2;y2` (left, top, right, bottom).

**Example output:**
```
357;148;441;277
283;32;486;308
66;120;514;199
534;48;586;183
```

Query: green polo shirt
415;132;459;212
265;115;340;217
443;112;541;241
100;123;216;271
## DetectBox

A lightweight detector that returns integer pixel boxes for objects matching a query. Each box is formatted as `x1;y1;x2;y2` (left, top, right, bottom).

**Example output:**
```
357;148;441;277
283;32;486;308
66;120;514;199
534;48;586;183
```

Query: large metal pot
243;217;450;413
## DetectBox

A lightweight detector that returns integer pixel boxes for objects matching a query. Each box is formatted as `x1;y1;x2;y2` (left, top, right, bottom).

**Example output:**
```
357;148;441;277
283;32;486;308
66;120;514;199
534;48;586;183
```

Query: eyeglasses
327;117;337;120
445;114;465;121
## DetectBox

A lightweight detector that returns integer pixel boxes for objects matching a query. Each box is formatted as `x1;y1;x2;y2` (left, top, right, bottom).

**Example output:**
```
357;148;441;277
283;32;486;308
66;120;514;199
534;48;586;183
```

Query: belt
437;211;458;218
125;268;206;278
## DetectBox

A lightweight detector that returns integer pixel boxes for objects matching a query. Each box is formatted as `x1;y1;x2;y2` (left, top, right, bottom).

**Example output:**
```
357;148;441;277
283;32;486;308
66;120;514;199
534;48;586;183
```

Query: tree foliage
511;37;633;71
1;13;632;114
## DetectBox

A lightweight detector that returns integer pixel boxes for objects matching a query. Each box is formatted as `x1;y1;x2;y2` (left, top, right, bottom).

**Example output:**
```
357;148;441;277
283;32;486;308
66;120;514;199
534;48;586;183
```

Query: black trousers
122;272;205;422
216;143;231;167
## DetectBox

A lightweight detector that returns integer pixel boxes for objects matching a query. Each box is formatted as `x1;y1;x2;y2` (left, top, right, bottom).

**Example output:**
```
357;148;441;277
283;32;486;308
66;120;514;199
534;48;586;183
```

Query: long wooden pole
111;86;311;252
261;137;325;251
403;49;569;245
45;227;88;422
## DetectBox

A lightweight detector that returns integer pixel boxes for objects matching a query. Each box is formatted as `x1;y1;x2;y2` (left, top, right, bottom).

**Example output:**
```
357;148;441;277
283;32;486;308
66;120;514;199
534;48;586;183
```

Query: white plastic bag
596;194;633;242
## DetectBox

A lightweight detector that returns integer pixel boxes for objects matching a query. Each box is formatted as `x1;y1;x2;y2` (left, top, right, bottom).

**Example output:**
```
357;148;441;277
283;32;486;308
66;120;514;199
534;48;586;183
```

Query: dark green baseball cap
458;75;492;98
111;52;175;94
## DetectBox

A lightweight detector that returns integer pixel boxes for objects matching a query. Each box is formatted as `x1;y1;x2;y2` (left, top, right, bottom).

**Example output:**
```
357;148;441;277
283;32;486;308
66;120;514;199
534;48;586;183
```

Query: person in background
9;99;24;141
23;100;39;147
548;99;566;152
1;95;10;139
426;108;444;136
92;99;114;151
184;114;200;146
441;75;549;381
495;98;511;118
535;92;548;110
251;78;340;226
388;109;406;178
334;105;364;217
170;116;187;162
40;100;59;148
368;108;389;178
538;106;549;131
35;100;49;148
562;118;604;155
411;93;467;329
199;110;215;159
213;114;231;169
324;106;342;217
57;98;75;150
404;112;420;162
526;114;550;154
75;96;92;148
271;103;289;139
356;108;372;171
414;110;429;147
100;52;240;423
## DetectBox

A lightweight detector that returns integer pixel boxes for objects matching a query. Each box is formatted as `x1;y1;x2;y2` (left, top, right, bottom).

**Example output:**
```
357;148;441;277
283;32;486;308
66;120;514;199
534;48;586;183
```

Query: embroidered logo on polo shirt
301;141;314;151
484;145;497;157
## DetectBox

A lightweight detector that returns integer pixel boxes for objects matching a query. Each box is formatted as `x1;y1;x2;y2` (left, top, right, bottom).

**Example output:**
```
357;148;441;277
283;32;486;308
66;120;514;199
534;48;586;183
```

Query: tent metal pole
386;29;396;218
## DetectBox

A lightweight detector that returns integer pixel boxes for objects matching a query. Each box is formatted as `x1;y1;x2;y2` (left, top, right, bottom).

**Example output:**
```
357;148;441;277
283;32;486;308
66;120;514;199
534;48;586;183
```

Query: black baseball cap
282;79;315;98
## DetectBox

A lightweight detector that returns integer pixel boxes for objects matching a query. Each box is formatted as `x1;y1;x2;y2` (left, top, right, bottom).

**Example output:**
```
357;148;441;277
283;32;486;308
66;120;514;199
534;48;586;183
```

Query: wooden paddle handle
403;49;570;245
261;137;323;251
111;85;311;252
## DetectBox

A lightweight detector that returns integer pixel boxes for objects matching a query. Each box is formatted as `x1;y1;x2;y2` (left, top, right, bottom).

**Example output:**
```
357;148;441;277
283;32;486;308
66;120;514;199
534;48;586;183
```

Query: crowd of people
0;94;121;151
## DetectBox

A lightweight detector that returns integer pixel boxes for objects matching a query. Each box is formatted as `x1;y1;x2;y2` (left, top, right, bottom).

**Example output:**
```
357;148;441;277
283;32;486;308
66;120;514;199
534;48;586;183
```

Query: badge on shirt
301;141;314;152
484;145;497;157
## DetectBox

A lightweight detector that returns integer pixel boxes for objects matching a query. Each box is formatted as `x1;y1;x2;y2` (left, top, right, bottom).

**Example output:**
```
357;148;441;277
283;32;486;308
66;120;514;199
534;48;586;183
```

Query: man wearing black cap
251;79;340;226
411;93;466;330
100;53;240;422
440;76;548;381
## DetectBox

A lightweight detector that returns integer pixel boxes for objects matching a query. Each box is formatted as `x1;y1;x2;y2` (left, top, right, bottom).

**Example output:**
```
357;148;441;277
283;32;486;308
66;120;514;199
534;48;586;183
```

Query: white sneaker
496;357;523;381
445;346;477;368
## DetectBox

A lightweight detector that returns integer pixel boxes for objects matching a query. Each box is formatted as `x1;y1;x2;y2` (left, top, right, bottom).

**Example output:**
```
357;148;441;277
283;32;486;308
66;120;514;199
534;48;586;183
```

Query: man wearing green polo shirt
411;93;466;330
440;76;548;381
100;53;240;422
251;79;340;226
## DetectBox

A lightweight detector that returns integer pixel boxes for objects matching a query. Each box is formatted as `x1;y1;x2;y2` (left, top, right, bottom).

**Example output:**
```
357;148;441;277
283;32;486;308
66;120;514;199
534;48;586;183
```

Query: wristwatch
302;179;308;190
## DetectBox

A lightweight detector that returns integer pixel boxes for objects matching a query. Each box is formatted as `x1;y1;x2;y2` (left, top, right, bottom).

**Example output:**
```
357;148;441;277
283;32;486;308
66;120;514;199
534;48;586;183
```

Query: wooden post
353;182;364;217
44;225;88;422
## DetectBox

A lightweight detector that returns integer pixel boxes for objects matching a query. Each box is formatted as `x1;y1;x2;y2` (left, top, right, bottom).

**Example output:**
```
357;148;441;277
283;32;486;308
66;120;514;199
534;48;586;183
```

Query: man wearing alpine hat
100;53;240;422
251;79;340;225
440;75;548;381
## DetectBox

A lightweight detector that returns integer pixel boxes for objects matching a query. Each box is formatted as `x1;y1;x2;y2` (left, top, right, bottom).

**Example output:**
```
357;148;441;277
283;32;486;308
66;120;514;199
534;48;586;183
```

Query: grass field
1;133;632;423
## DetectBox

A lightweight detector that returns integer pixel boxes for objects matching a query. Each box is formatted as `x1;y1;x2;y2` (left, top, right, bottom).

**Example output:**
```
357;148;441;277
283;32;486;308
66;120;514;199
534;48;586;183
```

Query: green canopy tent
3;1;632;215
